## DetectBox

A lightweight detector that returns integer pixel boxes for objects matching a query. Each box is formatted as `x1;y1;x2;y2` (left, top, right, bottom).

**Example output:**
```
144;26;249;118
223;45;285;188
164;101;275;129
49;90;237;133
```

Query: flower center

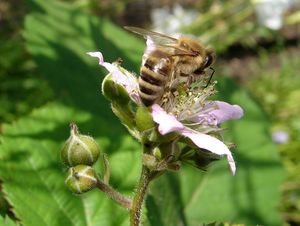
160;78;217;125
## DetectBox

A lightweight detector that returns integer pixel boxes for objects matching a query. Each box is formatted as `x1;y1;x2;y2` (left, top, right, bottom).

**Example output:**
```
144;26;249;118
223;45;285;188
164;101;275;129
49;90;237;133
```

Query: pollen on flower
165;79;217;124
157;79;227;136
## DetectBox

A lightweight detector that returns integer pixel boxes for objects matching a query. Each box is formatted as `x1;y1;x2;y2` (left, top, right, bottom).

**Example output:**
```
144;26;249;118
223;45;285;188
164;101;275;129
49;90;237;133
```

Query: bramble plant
0;1;292;225
61;45;243;226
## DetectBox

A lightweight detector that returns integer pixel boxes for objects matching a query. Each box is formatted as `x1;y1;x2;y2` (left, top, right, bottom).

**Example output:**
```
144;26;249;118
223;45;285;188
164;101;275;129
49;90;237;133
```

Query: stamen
160;76;218;135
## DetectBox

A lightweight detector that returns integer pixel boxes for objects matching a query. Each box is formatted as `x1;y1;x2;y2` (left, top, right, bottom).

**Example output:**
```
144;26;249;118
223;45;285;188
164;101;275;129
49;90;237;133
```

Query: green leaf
0;0;145;225
0;216;19;226
0;103;140;226
146;173;187;226
24;0;144;115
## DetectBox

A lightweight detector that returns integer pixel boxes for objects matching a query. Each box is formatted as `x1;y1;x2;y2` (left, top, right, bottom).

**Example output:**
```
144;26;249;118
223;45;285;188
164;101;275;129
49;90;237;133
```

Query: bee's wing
124;26;195;56
124;26;177;45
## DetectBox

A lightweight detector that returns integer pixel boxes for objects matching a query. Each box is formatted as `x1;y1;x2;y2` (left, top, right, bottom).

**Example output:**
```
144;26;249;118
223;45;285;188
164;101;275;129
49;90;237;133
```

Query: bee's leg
204;67;215;88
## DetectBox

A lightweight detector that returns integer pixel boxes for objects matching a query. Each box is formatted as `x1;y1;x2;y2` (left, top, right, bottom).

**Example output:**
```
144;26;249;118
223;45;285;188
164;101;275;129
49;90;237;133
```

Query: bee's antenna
204;67;215;88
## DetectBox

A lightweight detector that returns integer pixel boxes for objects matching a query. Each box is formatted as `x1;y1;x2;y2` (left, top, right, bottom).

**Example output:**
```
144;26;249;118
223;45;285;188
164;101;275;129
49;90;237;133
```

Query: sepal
135;106;155;132
111;103;140;139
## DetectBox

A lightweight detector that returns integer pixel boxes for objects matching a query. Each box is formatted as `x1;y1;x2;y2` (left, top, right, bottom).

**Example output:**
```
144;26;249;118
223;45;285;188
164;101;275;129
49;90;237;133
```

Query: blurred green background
0;0;299;225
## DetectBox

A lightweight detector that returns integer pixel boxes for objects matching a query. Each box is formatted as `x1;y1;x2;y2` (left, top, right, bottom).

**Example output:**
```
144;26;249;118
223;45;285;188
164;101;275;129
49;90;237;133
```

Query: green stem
130;166;152;226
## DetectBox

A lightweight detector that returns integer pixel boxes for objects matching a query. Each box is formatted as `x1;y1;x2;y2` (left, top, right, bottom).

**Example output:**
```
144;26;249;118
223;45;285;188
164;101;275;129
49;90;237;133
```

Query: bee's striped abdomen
139;54;171;106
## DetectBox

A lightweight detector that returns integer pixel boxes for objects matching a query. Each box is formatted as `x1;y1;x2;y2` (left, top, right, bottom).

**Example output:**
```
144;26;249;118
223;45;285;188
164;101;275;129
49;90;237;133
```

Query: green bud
101;74;130;105
135;106;155;132
61;123;100;166
65;165;98;194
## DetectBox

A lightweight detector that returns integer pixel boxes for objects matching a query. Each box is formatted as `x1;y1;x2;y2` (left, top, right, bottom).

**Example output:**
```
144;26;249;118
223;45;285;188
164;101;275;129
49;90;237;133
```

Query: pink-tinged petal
87;52;117;73
87;51;141;104
87;51;124;82
180;129;236;174
87;51;104;63
151;104;236;174
210;101;244;124
151;104;185;135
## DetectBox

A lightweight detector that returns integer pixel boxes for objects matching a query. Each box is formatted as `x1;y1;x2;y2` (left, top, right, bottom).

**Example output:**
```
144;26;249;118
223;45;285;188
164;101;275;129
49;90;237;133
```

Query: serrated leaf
0;0;146;225
23;0;144;116
0;103;141;226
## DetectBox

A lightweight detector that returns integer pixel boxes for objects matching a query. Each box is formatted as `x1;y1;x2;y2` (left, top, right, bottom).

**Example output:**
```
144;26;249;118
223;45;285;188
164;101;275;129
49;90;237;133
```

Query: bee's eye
203;55;213;69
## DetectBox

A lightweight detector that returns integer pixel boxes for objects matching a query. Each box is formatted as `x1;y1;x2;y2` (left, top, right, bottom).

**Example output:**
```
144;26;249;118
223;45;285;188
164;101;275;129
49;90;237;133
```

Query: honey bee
124;26;215;107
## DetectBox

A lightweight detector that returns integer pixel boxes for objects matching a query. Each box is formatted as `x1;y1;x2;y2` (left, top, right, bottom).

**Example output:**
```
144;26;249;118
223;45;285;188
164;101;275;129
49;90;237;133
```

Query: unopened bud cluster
61;123;100;194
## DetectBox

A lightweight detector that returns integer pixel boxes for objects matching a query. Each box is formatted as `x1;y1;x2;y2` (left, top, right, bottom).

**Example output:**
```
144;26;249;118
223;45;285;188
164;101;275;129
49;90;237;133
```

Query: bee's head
177;37;215;78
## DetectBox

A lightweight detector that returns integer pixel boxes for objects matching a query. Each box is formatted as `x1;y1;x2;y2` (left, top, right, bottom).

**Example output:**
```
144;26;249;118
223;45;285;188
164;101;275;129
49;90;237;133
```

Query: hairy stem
96;178;132;209
130;166;152;226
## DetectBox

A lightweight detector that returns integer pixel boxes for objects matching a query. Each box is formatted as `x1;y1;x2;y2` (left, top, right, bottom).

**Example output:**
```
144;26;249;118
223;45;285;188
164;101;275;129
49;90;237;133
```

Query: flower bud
61;123;100;166
65;165;98;194
102;74;130;105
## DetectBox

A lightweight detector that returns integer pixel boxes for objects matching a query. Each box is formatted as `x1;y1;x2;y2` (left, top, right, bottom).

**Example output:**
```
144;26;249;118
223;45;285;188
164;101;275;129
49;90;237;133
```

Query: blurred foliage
0;216;18;226
246;49;300;224
0;0;299;225
248;49;300;140
182;0;299;53
0;0;53;123
60;0;135;16
184;0;257;52
0;185;9;217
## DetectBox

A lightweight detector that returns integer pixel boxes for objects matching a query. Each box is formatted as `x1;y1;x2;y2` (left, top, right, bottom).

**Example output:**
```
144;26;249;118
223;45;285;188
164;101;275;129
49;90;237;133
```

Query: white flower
151;101;243;175
272;130;289;144
151;4;199;36
88;51;244;174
